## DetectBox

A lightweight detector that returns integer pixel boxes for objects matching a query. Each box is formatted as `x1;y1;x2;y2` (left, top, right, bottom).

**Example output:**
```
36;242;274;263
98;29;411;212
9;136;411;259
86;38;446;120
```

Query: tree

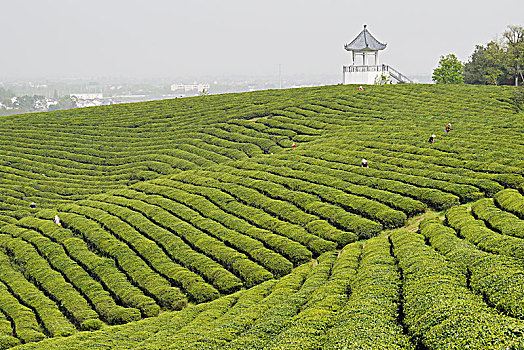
374;72;391;85
464;25;524;86
57;95;77;109
0;87;15;100
14;95;36;111
503;25;524;86
1;98;13;108
432;54;464;84
464;41;509;85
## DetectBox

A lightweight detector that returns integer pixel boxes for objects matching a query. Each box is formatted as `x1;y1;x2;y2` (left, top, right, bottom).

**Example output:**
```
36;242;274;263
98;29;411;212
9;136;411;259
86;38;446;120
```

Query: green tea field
0;84;523;349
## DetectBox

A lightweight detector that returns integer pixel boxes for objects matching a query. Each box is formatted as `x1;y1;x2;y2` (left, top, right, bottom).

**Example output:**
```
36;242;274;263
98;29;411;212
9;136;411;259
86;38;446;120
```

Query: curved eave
344;43;387;52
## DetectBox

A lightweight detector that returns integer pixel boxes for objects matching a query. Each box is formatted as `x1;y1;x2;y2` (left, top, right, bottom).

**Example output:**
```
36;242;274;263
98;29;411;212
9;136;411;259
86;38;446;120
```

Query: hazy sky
1;0;523;81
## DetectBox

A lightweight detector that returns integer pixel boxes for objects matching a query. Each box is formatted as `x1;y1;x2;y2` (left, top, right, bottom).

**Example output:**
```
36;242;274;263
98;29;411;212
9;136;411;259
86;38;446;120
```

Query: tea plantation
0;84;523;349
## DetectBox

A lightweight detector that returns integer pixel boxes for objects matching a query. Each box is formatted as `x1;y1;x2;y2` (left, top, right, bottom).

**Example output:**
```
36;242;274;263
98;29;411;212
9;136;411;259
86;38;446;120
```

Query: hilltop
0;84;523;349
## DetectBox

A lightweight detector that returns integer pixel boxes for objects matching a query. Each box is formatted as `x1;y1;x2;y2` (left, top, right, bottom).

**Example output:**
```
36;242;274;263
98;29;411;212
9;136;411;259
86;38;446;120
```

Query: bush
391;229;524;348
472;198;524;238
419;218;524;319
494;188;524;219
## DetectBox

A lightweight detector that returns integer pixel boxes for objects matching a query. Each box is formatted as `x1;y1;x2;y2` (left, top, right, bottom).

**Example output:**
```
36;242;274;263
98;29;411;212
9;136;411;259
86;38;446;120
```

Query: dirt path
382;209;445;238
248;116;270;122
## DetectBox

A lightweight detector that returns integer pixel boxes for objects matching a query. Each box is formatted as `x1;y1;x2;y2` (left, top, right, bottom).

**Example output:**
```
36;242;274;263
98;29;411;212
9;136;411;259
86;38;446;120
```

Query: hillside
0;84;523;349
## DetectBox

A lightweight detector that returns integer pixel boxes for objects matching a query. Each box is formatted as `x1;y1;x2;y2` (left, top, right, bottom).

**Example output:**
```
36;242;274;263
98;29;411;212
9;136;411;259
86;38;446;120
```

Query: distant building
34;98;47;111
342;25;412;85
46;98;58;108
76;98;105;108
70;93;103;100
171;83;210;92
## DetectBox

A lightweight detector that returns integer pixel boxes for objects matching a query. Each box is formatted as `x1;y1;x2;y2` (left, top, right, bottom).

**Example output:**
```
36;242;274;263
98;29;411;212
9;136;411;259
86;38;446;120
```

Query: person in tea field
445;123;452;132
292;142;297;148
428;134;435;143
30;202;36;208
361;158;369;167
358;86;364;91
54;215;62;227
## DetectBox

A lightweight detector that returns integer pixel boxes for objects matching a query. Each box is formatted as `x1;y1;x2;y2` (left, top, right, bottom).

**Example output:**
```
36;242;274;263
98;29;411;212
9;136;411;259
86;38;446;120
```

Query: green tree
464;25;524;86
57;95;77;109
432;54;464;84
0;87;15;100
14;95;36;111
465;41;509;85
503;25;524;86
374;72;391;85
1;98;13;108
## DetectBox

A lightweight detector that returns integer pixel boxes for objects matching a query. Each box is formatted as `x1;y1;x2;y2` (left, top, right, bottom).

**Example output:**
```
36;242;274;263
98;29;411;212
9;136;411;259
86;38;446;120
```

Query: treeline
0;88;15;100
0;95;78;115
465;25;524;86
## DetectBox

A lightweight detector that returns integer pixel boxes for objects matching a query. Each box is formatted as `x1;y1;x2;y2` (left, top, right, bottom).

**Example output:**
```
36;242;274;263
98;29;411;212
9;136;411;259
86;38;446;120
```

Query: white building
170;83;210;92
70;93;104;100
342;25;412;85
46;98;58;109
76;98;105;108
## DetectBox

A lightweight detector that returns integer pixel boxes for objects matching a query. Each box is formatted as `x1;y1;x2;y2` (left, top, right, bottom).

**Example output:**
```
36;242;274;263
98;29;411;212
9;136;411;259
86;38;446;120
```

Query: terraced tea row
13;204;524;349
2;85;523;220
9;191;520;349
0;88;332;217
9;238;408;349
1;84;524;348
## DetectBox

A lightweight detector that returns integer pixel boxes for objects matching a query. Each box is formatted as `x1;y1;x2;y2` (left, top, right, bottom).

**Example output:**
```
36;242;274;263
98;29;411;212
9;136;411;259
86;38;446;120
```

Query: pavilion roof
344;25;386;51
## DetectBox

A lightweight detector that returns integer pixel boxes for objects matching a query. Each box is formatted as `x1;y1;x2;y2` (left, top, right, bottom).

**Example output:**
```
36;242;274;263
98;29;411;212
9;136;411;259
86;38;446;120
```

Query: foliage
432;54;464;84
504;25;524;86
472;198;524;238
494;188;524;219
374;72;391;85
512;87;524;110
446;204;524;260
9;95;47;112
465;25;524;86
0;88;15;100
464;41;509;85
391;228;524;348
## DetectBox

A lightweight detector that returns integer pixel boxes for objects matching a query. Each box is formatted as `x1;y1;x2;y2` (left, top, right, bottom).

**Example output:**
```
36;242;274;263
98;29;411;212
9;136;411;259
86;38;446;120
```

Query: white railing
384;65;413;83
343;65;386;73
342;64;413;83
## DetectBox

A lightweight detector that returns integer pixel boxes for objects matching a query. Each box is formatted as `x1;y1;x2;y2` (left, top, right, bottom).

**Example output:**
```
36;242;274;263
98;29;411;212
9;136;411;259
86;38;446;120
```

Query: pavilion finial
364;24;367;29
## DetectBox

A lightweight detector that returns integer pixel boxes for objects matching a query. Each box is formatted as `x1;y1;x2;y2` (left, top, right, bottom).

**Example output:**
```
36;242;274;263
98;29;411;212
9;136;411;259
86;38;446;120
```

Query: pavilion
342;25;412;84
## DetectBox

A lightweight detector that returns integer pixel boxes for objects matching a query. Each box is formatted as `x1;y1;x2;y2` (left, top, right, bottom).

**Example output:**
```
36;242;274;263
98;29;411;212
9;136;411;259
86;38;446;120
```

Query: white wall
343;71;390;85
